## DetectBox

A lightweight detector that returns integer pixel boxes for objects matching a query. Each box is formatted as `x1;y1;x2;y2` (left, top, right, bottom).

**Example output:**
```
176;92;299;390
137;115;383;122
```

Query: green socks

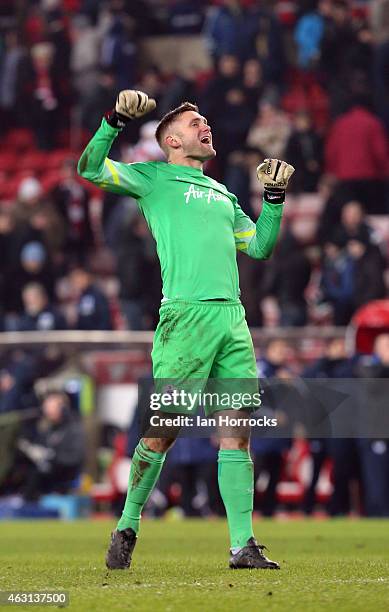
218;449;255;549
117;440;166;533
117;443;254;547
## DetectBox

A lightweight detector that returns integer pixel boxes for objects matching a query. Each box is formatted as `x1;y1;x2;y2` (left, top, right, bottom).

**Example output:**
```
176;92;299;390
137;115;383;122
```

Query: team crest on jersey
183;183;230;205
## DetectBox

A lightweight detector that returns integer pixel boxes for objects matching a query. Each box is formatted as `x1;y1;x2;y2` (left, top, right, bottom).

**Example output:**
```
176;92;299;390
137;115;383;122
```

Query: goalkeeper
78;90;294;570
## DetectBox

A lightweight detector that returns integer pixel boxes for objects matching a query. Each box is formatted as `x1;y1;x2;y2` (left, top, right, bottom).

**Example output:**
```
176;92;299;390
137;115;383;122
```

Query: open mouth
200;135;212;144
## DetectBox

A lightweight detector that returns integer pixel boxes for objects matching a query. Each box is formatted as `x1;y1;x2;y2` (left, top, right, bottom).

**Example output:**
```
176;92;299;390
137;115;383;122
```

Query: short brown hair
155;101;199;150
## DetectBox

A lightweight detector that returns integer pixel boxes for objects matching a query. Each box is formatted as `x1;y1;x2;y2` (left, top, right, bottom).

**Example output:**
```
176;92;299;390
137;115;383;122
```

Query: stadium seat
4;128;36;152
0;175;26;201
0;152;18;173
18;151;48;174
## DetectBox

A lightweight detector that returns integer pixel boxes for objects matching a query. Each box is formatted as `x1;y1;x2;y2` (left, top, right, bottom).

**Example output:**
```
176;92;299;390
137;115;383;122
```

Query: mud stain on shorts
160;310;180;345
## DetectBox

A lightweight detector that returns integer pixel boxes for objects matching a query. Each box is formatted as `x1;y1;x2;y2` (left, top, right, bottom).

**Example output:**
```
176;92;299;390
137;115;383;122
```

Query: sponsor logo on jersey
183;183;230;205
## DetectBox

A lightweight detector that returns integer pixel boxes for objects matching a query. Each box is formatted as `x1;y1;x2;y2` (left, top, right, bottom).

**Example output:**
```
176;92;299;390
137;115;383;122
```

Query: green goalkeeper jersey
78;118;284;301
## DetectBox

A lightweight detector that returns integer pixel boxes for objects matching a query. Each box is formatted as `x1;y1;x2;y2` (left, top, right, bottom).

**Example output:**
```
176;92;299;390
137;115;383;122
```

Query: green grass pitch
0;519;388;611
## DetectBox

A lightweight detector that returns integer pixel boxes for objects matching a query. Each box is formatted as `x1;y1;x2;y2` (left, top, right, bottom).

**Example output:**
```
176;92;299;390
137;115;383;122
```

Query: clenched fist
256;158;295;204
257;159;294;189
105;89;156;128
115;90;156;120
257;158;295;190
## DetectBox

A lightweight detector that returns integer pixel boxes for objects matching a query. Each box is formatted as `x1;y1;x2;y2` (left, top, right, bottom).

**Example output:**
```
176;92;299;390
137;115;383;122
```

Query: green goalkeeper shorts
151;300;259;416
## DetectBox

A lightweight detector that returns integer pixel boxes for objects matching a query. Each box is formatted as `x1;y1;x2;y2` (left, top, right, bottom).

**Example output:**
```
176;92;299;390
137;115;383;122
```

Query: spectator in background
257;339;291;379
331;200;374;247
100;16;137;91
50;159;94;266
242;58;265;114
166;0;205;35
134;67;164;114
319;228;384;326
320;237;354;325
315;178;361;247
319;0;357;86
255;341;292;515
79;69;117;134
304;337;353;379
0;350;38;414
212;86;255;175
45;5;72;82
0;209;21;318
261;227;311;326
200;54;241;121
160;437;219;517
12;177;65;260
253;4;285;87
204;0;260;63
11;241;56;317
302;337;353;514
355;333;389;516
29;42;62;150
324;96;389;213
16;283;67;332
69;265;112;330
285;110;322;193
247;98;291;161
370;0;389;133
16;391;85;500
346;235;386;311
158;65;199;118
116;210;157;330
124;67;164;144
0;30;29;133
70;14;101;100
294;2;325;71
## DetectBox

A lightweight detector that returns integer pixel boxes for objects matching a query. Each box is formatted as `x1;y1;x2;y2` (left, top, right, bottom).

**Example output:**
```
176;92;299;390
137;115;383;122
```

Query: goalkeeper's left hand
256;158;295;204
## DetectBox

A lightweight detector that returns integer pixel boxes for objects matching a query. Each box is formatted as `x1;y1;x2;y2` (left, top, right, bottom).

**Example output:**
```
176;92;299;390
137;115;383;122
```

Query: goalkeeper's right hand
105;90;156;128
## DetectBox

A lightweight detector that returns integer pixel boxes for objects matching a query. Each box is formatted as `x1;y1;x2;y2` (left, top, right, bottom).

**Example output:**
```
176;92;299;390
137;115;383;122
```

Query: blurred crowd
0;0;388;334
1;334;388;517
0;0;389;517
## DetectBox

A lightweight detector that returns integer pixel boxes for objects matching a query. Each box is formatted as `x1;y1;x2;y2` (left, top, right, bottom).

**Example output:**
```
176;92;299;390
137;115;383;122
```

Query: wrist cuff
264;188;285;205
104;109;129;129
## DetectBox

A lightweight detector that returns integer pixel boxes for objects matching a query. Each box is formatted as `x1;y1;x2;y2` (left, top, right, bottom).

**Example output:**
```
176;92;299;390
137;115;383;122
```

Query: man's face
70;269;89;294
374;334;389;366
23;288;46;315
342;201;363;228
167;111;216;162
43;394;64;423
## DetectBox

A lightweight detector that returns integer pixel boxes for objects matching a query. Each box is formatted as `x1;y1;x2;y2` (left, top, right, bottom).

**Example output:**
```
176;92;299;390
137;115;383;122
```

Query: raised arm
234;158;294;259
78;90;157;198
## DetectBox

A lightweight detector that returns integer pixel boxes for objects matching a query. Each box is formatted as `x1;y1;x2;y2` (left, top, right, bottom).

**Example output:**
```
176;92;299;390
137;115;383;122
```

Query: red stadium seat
4;128;36;152
0;152;18;173
0;176;24;201
18;151;48;174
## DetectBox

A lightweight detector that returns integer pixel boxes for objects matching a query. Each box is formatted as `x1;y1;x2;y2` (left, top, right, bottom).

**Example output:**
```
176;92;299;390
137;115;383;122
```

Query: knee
142;437;175;453
219;437;250;451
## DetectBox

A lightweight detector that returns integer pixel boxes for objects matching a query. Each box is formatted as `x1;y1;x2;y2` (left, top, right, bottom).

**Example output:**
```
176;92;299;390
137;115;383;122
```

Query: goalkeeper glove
105;89;156;128
256;158;295;204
